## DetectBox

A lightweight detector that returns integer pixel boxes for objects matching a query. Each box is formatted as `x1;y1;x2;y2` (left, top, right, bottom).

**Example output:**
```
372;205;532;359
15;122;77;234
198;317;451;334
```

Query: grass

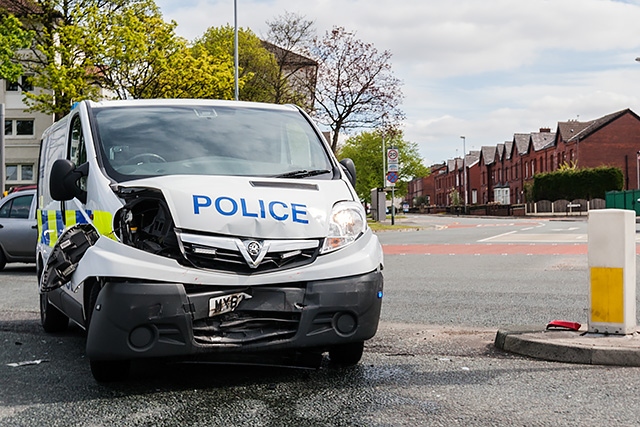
367;219;421;232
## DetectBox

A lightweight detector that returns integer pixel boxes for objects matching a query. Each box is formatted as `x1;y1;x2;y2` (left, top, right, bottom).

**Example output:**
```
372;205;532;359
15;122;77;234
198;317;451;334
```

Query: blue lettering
291;203;308;224
269;201;289;221
215;196;238;216
241;198;258;218
193;195;212;214
193;195;309;224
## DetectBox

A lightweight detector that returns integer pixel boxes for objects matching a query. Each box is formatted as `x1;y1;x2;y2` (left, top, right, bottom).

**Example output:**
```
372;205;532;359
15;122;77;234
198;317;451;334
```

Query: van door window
69;115;88;191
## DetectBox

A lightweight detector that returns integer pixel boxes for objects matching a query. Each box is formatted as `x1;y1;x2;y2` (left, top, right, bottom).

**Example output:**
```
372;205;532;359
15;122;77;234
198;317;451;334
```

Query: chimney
539;127;551;133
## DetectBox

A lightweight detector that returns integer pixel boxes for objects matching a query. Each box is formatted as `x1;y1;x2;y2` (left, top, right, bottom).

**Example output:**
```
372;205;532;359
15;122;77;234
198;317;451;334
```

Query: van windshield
91;105;334;182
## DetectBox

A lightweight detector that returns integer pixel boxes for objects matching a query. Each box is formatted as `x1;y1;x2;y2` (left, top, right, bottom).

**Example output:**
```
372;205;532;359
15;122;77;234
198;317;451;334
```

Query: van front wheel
329;341;364;366
40;293;69;333
90;359;131;382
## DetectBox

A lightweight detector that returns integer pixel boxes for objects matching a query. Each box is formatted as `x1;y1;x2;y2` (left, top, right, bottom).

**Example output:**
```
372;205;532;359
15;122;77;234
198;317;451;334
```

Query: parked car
0;189;37;270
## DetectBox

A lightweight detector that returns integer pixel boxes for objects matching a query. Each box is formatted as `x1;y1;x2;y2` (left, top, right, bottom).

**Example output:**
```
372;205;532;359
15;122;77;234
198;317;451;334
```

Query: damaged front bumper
85;270;383;361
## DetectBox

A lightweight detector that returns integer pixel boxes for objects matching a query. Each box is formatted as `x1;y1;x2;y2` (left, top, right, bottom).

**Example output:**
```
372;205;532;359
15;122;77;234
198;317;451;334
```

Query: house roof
261;40;317;67
531;131;556;151
504;141;514;160
465;150;480;167
0;0;42;15
513;133;530;155
558;109;639;143
480;146;497;165
496;143;505;161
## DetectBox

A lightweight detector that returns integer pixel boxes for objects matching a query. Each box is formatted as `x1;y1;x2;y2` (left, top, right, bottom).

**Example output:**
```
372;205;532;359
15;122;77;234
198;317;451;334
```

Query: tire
0;250;6;271
90;359;131;382
40;292;69;333
329;341;365;366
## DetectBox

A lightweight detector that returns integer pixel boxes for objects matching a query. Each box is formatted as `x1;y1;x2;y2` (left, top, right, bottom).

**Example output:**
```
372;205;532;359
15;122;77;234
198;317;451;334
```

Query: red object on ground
546;320;582;331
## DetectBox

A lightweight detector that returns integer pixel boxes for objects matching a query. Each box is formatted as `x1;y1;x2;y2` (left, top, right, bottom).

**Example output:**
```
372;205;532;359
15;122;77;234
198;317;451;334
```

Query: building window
4;119;34;137
5;76;33;92
6;164;35;183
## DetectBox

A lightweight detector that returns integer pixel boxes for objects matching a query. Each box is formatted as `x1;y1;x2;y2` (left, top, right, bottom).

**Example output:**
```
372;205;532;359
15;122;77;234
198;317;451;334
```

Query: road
2;215;640;426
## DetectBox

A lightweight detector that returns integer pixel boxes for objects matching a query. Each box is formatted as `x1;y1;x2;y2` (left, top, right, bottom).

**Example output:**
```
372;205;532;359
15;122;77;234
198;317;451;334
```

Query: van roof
85;99;301;112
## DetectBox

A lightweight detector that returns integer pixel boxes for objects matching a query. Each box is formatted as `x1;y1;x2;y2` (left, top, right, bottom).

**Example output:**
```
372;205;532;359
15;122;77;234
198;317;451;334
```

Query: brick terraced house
408;109;640;209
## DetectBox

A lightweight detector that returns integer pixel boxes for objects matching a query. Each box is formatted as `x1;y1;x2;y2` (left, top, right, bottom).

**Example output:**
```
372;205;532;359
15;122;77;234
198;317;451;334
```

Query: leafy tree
193;25;279;102
310;27;404;152
265;11;316;109
338;129;428;202
0;14;33;83
15;0;132;118
19;0;230;117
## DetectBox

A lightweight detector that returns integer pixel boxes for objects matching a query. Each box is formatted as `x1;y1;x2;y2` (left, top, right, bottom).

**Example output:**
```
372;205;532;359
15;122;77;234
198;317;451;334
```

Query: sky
155;0;640;166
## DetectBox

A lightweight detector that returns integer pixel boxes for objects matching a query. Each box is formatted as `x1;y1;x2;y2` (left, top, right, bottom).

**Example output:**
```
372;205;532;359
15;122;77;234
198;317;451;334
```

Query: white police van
36;99;384;381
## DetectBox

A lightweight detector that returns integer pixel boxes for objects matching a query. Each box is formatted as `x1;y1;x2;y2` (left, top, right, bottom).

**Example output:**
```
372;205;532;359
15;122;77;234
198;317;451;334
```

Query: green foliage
448;188;461;206
193;25;279;102
337;129;428;202
532;166;623;201
23;0;237;117
0;14;33;83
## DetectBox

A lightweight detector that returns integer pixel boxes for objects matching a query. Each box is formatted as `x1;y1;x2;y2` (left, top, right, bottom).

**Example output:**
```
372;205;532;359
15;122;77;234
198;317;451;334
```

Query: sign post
386;148;399;225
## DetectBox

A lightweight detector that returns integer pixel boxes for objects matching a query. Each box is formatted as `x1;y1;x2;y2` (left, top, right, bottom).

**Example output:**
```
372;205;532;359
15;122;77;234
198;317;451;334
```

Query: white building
2;76;54;192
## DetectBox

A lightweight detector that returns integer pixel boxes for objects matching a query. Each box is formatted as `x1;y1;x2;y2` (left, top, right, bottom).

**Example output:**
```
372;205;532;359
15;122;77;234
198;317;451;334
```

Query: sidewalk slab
495;326;640;367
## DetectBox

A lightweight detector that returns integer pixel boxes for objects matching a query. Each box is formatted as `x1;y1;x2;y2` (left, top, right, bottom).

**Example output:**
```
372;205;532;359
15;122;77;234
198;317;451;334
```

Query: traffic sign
386;171;399;184
387;148;399;164
387;163;399;172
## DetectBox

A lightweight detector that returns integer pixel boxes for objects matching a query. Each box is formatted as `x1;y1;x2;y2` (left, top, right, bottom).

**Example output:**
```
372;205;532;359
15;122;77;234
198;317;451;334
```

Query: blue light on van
377;291;383;299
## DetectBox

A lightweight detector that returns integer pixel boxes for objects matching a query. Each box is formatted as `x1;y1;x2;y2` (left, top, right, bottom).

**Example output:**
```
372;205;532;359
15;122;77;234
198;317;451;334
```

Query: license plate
208;292;252;317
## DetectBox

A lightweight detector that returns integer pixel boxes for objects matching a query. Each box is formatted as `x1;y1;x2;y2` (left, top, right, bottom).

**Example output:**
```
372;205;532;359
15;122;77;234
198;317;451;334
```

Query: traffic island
495;327;640;367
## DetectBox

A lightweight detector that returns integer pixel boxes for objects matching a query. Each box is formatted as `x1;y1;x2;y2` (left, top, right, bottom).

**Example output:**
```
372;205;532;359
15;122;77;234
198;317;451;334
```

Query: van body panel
114;175;354;239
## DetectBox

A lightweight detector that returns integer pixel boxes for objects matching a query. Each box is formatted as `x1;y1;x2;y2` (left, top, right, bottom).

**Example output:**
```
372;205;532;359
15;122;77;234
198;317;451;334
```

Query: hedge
532;166;623;202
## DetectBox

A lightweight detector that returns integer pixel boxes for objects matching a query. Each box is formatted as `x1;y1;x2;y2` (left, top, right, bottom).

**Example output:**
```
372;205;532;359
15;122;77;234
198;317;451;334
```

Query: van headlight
321;201;366;254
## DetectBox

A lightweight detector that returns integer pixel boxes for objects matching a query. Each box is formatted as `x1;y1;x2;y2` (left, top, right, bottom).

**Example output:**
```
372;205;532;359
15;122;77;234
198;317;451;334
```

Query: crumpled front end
86;270;383;360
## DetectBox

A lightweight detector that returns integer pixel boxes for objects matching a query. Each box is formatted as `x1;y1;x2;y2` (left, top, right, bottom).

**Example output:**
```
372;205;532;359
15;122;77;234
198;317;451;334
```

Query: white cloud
156;0;640;166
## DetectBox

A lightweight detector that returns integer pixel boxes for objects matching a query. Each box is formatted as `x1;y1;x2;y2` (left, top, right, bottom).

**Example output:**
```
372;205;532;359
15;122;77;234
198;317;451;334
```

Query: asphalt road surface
2;215;640;426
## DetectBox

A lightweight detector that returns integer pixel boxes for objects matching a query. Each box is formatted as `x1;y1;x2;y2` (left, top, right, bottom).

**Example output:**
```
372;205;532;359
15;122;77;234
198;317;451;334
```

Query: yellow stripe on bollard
590;267;624;324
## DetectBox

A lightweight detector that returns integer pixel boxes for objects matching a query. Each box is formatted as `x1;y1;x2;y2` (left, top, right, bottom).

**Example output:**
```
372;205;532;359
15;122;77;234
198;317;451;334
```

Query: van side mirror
50;159;88;203
339;158;357;187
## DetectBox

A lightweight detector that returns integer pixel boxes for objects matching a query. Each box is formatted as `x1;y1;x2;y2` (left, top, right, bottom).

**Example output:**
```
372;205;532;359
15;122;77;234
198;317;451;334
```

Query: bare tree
264;11;316;109
310;27;404;152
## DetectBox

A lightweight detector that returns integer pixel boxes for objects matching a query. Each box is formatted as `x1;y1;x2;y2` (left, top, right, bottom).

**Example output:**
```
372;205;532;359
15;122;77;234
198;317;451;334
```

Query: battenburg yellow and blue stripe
38;209;114;246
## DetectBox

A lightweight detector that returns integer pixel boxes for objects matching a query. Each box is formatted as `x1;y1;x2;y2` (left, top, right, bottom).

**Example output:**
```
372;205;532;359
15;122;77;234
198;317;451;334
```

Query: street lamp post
234;0;239;101
460;136;467;209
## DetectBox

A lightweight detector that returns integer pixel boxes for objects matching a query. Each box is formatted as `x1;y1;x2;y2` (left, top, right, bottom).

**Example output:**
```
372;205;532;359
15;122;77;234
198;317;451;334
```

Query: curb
495;326;640;367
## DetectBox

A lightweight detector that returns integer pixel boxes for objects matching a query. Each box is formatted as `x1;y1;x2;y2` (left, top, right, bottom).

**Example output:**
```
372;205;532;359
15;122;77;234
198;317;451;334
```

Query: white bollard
587;209;636;335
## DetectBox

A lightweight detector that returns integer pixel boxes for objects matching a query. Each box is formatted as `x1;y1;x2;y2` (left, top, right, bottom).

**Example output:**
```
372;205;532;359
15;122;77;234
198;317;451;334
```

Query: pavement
495;325;640;367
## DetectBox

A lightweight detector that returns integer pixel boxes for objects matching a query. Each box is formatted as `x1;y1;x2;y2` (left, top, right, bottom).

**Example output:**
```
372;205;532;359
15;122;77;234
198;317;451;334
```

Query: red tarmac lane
383;243;640;255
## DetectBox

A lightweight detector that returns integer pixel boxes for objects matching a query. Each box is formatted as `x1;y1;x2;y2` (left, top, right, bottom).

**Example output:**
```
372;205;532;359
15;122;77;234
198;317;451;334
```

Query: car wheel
0;250;6;271
40;292;69;333
329;341;364;366
90;359;131;382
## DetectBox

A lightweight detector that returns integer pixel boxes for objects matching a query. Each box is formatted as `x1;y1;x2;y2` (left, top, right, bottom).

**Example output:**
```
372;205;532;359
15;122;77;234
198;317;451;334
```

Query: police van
36;99;384;381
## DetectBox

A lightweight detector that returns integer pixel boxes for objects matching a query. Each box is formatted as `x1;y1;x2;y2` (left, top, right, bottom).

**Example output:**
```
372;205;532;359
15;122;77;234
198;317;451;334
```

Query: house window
6;164;34;183
4;119;34;137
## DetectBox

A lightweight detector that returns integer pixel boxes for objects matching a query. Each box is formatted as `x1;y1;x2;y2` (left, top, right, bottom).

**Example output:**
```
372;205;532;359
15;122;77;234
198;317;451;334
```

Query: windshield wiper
274;169;332;179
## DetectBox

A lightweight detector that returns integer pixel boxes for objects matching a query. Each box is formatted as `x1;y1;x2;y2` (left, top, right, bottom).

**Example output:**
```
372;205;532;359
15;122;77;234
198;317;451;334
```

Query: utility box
370;188;386;222
587;209;636;334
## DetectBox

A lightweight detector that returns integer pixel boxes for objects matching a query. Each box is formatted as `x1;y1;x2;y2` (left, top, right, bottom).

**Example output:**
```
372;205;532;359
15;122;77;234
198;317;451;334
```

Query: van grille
192;311;300;346
178;231;320;274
